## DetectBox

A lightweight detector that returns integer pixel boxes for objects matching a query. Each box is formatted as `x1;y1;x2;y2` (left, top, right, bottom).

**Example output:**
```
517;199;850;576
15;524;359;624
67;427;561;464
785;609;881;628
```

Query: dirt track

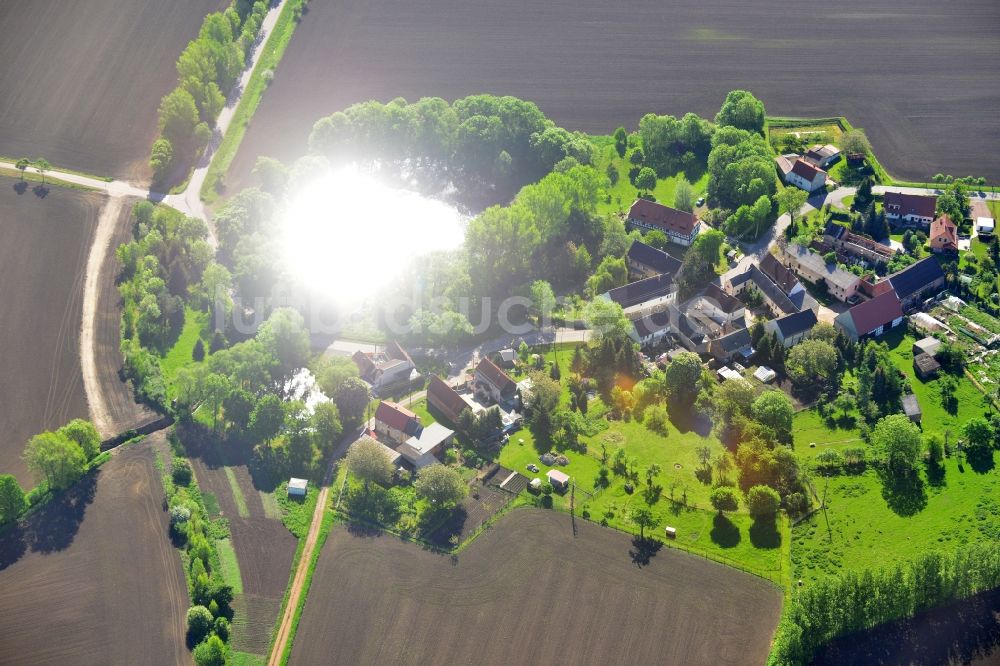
229;0;1000;190
0;185;97;485
289;508;782;666
0;0;225;181
0;445;189;665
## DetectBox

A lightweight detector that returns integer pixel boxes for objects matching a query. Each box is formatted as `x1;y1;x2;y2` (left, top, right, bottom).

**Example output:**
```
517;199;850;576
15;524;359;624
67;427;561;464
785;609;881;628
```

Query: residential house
804;144;841;169
710;327;754;363
474;358;517;405
630;310;672;347
670;309;710;354
902;394;922;423
784;159;827;192
602;272;676;319
760;253;801;295
823;221;895;265
626;240;683;280
427;375;469;424
374;401;423;443
724;265;797;317
883;191;936;227
352;341;419;391
929;215;959;253
887;256;945;310
775;155;795;180
626;199;701;246
834;291;905;342
702;283;746;325
398;422;455;469
781;243;861;302
764;309;819;348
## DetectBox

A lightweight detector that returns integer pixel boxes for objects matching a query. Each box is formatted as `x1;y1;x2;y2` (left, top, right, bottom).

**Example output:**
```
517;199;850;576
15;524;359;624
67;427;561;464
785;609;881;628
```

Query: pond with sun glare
280;166;467;306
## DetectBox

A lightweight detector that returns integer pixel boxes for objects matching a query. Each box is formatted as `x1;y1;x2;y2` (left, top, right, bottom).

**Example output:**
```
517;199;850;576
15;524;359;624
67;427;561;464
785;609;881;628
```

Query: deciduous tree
346;437;394;490
23;431;87;490
414;464;467;508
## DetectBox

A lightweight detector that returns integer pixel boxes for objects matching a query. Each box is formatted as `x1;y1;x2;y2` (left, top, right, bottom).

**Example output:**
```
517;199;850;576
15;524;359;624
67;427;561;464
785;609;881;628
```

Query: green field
159;306;208;386
275;482;320;538
589;135;709;219
215;538;245;595
791;327;999;586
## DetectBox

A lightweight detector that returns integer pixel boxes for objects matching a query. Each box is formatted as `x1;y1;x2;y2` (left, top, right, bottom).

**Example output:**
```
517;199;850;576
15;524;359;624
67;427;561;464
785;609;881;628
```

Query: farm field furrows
189;449;297;658
228;0;1000;193
0;445;189;666
0;185;99;486
0;0;225;181
289;508;782;666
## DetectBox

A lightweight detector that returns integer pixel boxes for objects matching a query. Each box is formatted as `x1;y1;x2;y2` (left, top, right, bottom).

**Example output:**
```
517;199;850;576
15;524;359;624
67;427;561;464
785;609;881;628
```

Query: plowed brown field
0;0;225;181
289;508;782;666
0;445;188;665
0;185;98;486
229;0;1000;192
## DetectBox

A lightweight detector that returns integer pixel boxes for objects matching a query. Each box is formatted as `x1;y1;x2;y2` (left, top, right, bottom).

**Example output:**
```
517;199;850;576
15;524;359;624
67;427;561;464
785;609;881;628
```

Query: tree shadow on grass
709;513;740;548
878;468;927;517
967;449;996;475
925;461;946;487
748;518;781;549
667;407;712;437
629;536;662;567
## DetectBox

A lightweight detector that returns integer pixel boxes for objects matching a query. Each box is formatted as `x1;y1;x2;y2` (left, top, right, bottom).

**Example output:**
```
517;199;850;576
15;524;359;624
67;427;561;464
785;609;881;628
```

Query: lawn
790;327;1000;586
500;415;785;578
792;453;999;587
590;135;709;219
275;482;320;539
159;306;208;386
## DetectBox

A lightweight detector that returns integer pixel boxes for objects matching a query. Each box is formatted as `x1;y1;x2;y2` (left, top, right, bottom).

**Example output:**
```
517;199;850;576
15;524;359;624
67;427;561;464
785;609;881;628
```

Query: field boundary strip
201;0;307;204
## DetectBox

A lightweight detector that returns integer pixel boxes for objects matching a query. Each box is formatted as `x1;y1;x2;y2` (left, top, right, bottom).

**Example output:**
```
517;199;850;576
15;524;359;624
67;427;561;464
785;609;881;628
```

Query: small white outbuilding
288;478;308;497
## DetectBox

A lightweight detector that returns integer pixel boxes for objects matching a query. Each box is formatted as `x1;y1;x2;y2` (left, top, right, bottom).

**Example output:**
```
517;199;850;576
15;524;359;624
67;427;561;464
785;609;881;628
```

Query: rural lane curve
1;0;289;440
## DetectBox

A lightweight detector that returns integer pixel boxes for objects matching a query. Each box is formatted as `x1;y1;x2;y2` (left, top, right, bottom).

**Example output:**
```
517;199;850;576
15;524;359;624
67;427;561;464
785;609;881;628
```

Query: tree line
770;541;1000;665
150;1;270;183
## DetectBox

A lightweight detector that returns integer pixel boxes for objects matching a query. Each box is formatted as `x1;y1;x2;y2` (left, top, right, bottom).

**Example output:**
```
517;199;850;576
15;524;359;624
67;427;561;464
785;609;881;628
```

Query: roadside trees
775;187;808;229
34;158;50;185
15;158;29;179
0;475;26;524
186;605;214;643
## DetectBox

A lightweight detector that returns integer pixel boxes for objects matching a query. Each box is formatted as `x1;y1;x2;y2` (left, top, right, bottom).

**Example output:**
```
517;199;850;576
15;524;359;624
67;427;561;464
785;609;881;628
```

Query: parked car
696;197;705;207
527;463;539;473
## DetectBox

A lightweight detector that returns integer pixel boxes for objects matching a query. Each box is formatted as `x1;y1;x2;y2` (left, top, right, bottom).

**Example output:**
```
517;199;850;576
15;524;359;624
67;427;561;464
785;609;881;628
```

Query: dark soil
289;507;782;665
814;587;1000;666
0;446;189;665
0;186;98;485
0;0;226;181
228;0;1000;193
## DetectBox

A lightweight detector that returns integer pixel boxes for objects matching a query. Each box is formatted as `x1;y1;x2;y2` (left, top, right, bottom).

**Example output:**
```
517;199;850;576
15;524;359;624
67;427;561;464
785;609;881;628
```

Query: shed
529;477;542;492
288;478;308;497
913;353;941;379
902;394;922;423
664;526;677;539
546;469;570;491
912;336;942;358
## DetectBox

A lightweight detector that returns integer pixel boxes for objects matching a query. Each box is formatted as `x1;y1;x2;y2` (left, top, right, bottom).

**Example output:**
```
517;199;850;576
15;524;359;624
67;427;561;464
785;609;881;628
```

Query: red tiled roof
883;191;936;219
760;253;799;294
627;199;699;236
930;215;958;247
791;159;825;181
476;357;516;395
848;291;904;336
386;340;413;366
427;375;468;423
375;400;419;432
